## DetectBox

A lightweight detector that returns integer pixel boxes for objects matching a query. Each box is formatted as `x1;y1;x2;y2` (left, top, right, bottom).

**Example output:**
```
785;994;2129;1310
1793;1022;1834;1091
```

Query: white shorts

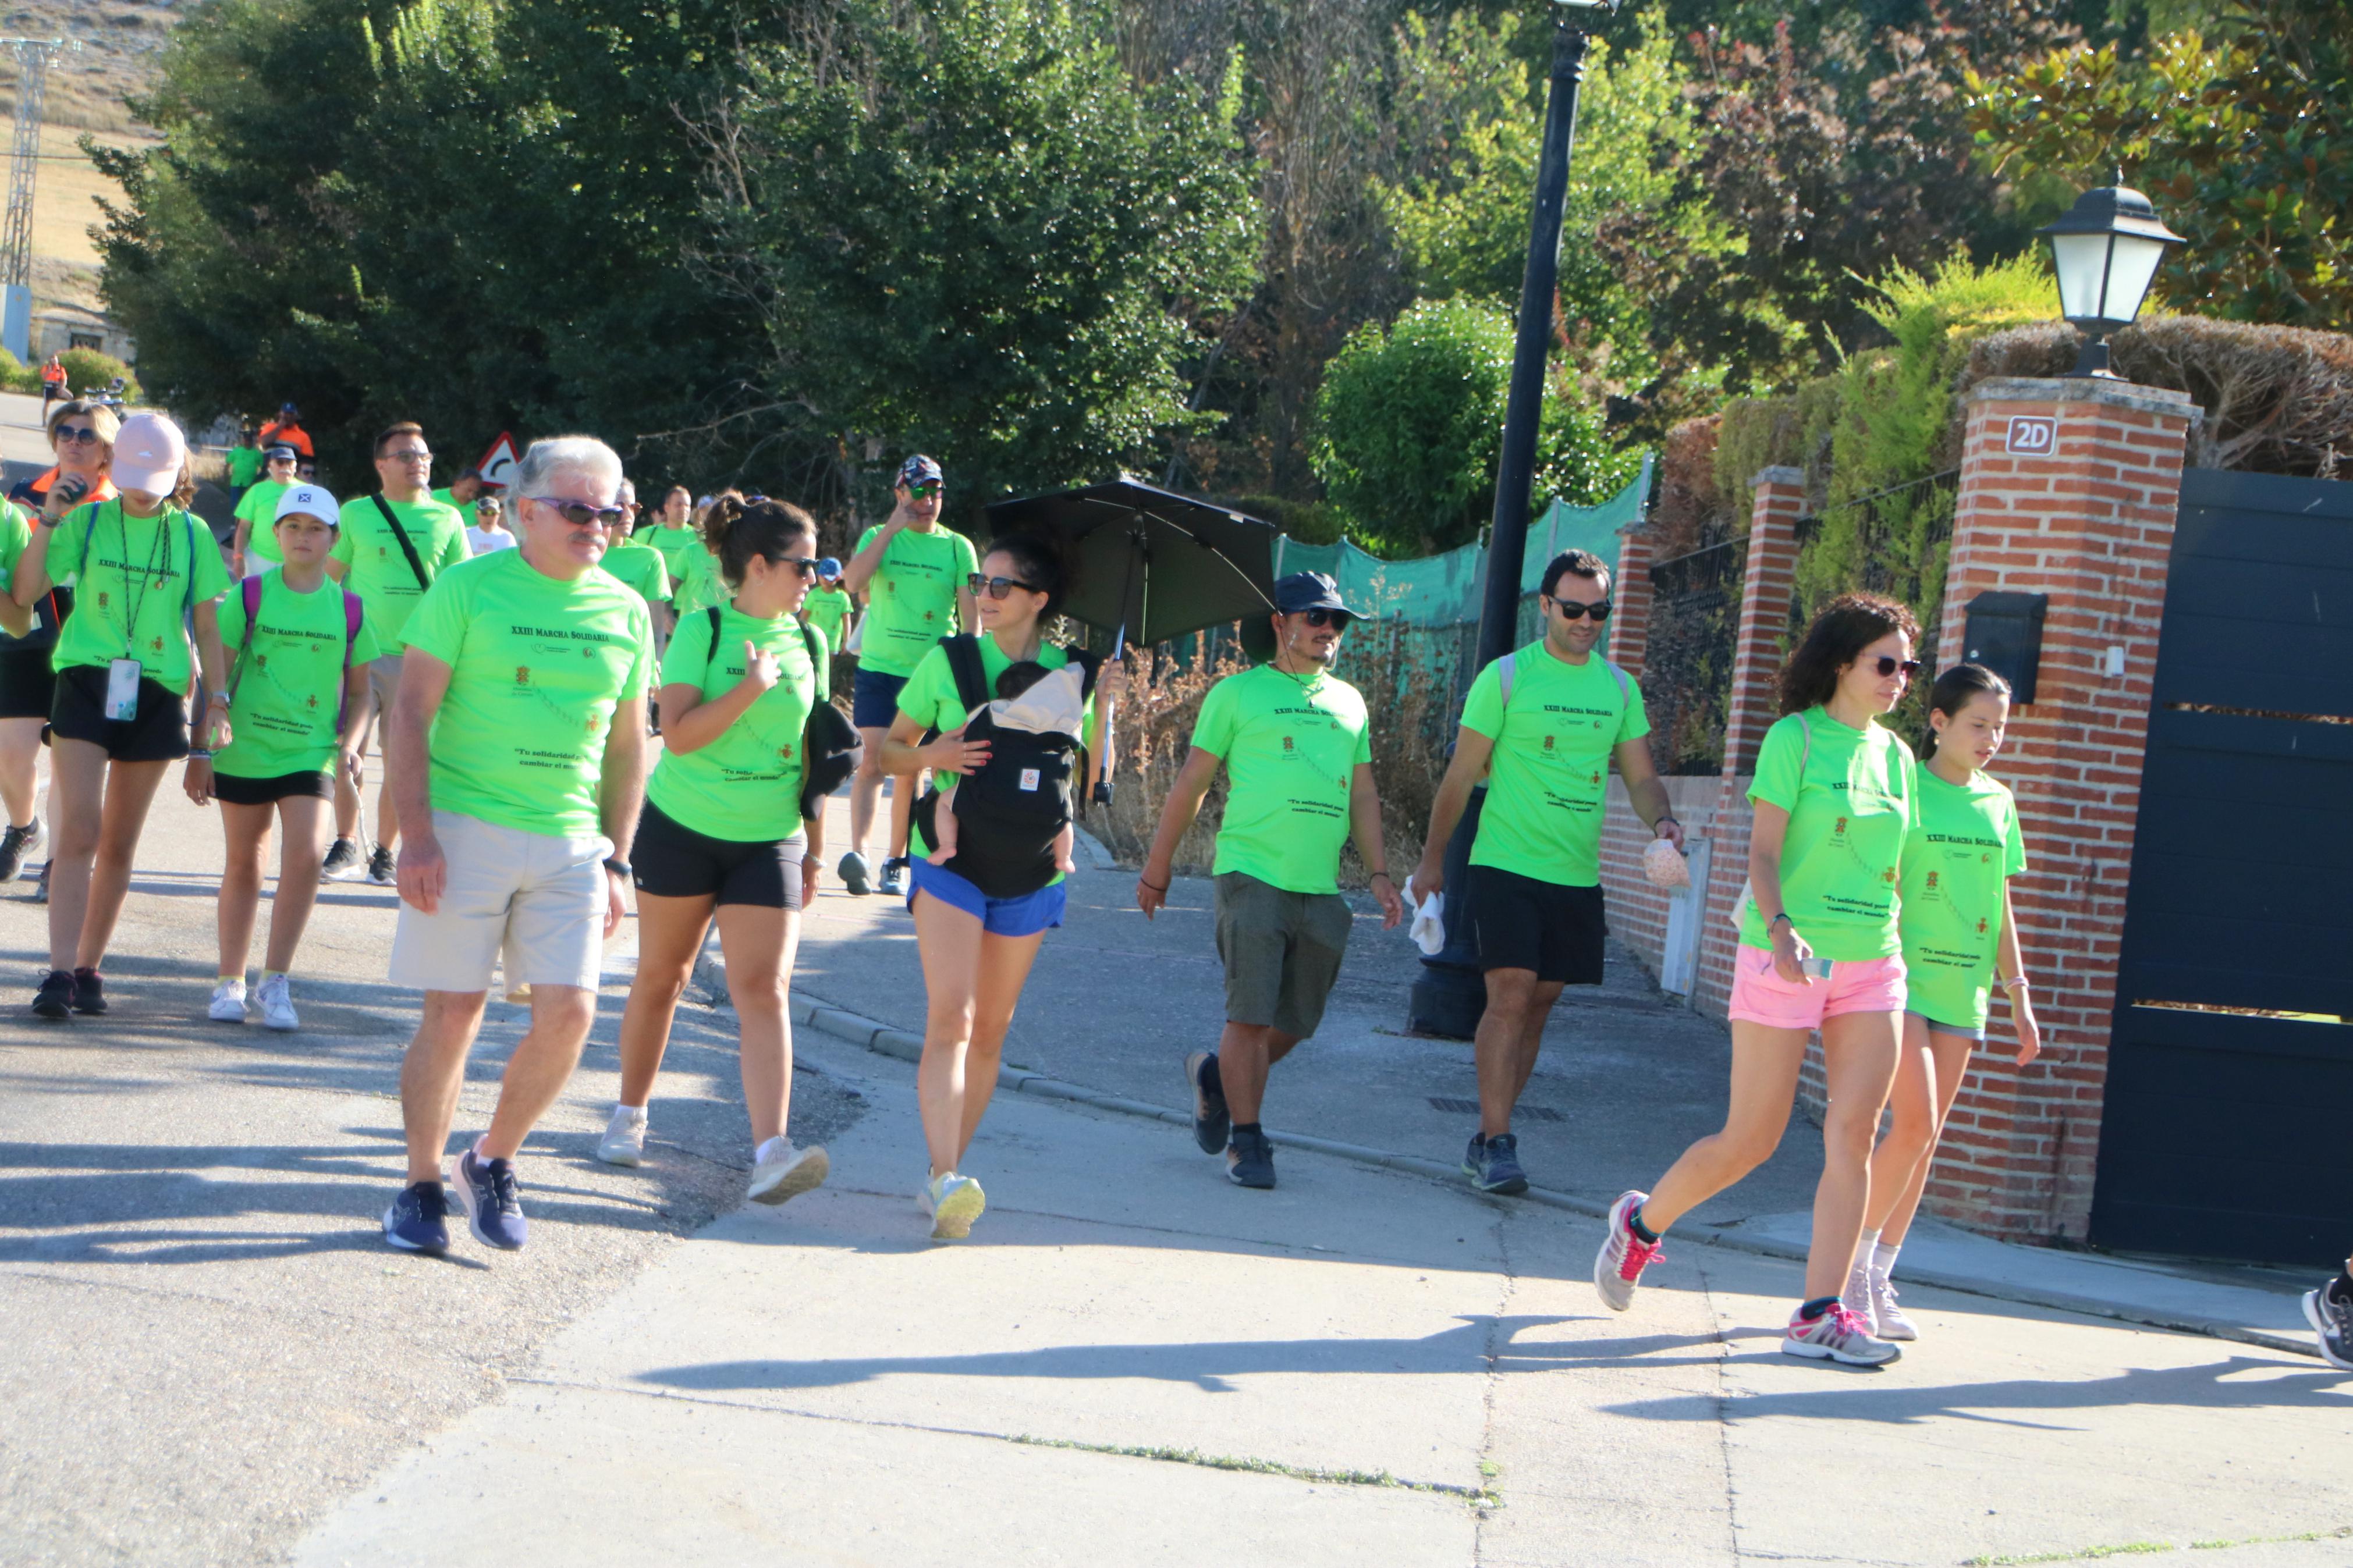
389;810;611;995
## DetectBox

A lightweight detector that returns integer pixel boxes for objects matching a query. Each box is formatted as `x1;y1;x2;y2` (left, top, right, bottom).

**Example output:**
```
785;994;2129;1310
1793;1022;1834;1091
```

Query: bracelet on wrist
1368;870;1393;881
1139;874;1169;893
1768;912;1793;931
603;858;632;879
2001;975;2029;990
187;748;211;761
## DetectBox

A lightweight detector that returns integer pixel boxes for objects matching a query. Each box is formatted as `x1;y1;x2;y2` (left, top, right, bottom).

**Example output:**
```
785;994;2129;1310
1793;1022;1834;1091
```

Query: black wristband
603;858;631;879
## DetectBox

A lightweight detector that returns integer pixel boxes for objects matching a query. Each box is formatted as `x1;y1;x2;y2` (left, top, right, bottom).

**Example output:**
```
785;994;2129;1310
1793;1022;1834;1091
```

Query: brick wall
1609;515;1659;681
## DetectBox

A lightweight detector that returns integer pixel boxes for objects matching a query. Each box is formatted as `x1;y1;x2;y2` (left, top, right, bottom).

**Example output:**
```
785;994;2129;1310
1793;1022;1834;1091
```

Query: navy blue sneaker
1467;1130;1528;1196
383;1181;450;1254
1226;1126;1276;1189
31;969;73;1019
69;968;105;1015
451;1146;528;1250
1185;1051;1229;1155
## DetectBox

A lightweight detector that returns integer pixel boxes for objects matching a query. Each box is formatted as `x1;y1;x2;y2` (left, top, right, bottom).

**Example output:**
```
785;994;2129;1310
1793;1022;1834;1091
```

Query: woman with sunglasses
1594;591;1921;1367
0;400;122;893
600;496;831;1207
881;533;1115;1238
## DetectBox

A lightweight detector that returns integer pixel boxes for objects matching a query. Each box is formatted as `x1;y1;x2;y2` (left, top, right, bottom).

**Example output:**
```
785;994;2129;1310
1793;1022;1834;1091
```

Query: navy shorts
907;856;1066;937
851;666;907;730
1905;1009;1988;1043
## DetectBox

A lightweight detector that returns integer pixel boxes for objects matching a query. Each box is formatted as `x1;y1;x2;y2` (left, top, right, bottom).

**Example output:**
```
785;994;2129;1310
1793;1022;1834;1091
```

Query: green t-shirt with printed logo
1738;707;1920;961
225;447;267;490
668;539;729;617
599;536;672;625
634;523;702;598
647;606;830;842
896;633;1095;869
235;479;294;564
853;521;978;677
46;501;233;687
1460;641;1649;888
802;585;854;652
329;494;472;643
1190;663;1372;895
1899;768;2027;1028
214;568;385;780
399;549;653;840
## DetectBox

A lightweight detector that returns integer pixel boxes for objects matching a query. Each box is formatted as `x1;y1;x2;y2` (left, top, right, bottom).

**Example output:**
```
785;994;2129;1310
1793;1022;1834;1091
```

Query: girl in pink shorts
1592;592;1921;1367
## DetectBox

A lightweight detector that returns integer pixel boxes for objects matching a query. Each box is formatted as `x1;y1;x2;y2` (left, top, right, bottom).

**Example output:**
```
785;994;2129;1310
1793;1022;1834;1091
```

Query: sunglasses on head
968;572;1039;600
528;496;629;529
1545;595;1612;621
54;425;99;446
1872;656;1925;679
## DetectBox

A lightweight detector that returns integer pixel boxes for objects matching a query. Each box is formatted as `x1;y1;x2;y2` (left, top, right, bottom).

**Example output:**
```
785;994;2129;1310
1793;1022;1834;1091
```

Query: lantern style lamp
2037;182;2187;379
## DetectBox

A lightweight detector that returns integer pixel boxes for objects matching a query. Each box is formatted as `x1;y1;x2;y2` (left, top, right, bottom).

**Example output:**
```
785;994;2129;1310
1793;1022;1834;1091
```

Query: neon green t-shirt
853;522;978;677
330;494;472;643
633;523;702;598
399;549;652;840
668;541;729;617
235;479;294;565
225;447;267;489
1190;663;1372;895
647;605;830;842
0;500;37;647
802;585;854;651
599;537;672;626
214;569;385;780
1460;641;1649;887
1899;769;2027;1028
896;633;1093;866
1738;708;1920;961
46;501;233;687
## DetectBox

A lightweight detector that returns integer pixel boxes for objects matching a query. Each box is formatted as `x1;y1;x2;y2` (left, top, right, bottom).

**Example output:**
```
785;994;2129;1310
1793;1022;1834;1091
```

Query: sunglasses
968;573;1040;600
1545;596;1613;621
385;449;432;464
904;481;942;500
1873;656;1925;679
778;556;820;580
54;426;99;445
1293;607;1353;628
528;496;629;529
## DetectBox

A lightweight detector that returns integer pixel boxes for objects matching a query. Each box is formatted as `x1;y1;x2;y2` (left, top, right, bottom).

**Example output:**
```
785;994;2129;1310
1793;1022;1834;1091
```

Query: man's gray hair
511;435;622;501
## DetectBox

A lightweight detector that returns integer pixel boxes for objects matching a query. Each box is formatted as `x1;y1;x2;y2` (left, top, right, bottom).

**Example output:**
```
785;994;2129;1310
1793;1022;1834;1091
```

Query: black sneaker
30;860;48;904
451;1146;528;1250
2305;1278;2353;1372
320;837;360;882
1226;1126;1276;1189
1467;1130;1528;1195
366;845;396;886
383;1181;450;1255
31;969;73;1019
1185;1051;1230;1155
69;968;105;1015
0;819;41;883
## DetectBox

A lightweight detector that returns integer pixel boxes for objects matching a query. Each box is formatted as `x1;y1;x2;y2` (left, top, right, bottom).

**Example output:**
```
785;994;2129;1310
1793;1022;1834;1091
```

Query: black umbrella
985;478;1283;803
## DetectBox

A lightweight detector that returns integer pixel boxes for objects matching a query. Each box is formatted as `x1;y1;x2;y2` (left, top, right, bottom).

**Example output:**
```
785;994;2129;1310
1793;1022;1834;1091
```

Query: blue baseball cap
817;556;842;581
1273;571;1355;623
897;454;943;489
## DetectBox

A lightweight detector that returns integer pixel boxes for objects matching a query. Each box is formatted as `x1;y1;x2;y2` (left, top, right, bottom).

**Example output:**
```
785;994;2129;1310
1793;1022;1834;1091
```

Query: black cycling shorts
630;801;805;910
211;768;333;806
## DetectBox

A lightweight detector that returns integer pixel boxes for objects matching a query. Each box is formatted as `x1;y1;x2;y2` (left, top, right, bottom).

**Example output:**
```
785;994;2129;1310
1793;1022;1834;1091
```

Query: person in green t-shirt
801;557;854;652
601;496;832;1207
839;454;980;898
223;427;266;499
1846;662;2039;1342
1137;571;1404;1192
430;465;491;514
229;445;299;573
1412;550;1683;1197
633;484;701;595
322;422;474;887
7;411;234;1022
1597;592;1923;1370
186;484;382;1033
379;435;651;1259
599;531;673;637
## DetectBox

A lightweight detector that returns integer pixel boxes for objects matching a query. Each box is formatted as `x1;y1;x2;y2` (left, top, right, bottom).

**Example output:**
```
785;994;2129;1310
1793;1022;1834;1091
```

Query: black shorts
211;768;333;806
1468;866;1606;984
0;644;55;720
629;801;805;910
49;664;190;762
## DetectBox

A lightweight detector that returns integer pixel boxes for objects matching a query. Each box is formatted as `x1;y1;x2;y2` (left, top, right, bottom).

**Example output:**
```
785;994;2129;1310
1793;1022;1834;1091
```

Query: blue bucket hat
1273;570;1355;623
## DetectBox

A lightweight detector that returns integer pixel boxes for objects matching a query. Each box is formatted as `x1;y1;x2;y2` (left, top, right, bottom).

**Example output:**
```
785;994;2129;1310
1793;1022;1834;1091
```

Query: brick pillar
1922;376;2199;1245
1608;516;1657;679
1720;466;1807;775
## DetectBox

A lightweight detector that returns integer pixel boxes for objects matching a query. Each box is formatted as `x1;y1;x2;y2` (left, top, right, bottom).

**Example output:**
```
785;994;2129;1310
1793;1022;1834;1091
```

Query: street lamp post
2037;180;2186;379
1408;0;1619;1041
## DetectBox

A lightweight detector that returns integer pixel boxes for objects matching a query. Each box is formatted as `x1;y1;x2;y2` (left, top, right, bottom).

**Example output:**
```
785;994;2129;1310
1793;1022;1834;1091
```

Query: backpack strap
1498;650;1517;712
225;573;265;706
941;633;990;719
707;605;722;645
370;494;433;590
1056;641;1102;702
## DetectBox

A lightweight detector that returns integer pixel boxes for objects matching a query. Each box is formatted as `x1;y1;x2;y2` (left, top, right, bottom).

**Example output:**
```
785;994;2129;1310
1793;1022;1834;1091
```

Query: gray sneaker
1464;1130;1528;1195
1782;1302;1900;1366
878;856;910;897
837;851;872;895
1226;1126;1276;1189
2305;1280;2353;1371
0;818;43;883
1593;1190;1662;1313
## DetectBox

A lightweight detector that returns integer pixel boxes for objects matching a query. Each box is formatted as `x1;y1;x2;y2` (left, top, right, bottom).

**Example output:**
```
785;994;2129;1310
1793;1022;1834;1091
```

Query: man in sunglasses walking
323;423;473;885
839;455;978;897
1412;549;1682;1195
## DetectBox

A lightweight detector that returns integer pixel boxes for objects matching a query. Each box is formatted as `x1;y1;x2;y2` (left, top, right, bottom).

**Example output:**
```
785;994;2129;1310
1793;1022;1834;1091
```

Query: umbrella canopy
983;478;1280;647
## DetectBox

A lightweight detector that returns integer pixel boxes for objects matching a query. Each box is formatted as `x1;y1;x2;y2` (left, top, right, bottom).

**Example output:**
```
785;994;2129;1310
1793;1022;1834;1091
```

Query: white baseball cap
274;483;340;528
111;411;187;497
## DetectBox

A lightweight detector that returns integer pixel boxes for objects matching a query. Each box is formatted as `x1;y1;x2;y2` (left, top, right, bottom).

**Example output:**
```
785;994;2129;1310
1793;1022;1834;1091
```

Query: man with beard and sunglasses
1412;549;1681;1197
323;424;473;885
1135;573;1404;1190
379;435;651;1257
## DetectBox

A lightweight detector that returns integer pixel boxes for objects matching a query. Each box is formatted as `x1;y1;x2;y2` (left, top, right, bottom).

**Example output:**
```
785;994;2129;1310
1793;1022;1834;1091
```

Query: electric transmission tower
0;37;79;359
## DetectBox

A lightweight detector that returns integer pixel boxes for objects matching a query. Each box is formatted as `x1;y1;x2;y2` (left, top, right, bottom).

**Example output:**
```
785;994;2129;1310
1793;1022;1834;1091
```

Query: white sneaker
918;1171;985;1240
207;978;248;1023
597;1106;648;1167
1870;1270;1918;1341
1782;1302;1901;1366
255;974;299;1031
748;1138;829;1206
1841;1257;1879;1335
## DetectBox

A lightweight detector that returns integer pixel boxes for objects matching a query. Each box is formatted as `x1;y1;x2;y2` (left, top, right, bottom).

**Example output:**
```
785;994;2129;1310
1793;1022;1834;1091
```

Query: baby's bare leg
1053;819;1076;874
927;781;960;865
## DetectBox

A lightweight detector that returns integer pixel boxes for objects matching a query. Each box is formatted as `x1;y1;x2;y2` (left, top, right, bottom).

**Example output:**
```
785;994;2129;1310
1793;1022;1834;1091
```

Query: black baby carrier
912;633;1099;898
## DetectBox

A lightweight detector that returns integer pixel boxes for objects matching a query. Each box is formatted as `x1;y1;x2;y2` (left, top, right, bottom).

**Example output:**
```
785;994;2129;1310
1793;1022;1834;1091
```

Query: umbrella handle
1093;696;1115;805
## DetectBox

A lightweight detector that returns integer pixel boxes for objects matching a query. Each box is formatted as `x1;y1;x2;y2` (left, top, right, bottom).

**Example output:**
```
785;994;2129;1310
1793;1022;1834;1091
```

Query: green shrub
57;349;140;403
0;349;40;394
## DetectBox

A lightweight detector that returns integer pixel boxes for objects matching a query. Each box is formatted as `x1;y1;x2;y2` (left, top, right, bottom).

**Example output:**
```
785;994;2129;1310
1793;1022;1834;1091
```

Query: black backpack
913;634;1099;899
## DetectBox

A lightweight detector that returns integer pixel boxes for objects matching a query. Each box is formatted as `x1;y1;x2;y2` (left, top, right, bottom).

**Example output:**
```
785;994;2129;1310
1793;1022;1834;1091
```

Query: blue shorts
851;667;907;730
1905;1009;1988;1043
907;856;1067;937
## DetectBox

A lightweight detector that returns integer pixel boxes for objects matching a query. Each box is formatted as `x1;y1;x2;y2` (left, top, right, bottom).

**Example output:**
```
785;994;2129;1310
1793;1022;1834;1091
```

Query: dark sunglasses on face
529;496;629;529
1295;607;1353;628
968;573;1039;600
386;449;432;464
54;426;99;446
905;481;942;500
1545;595;1613;621
1873;656;1925;679
778;556;819;581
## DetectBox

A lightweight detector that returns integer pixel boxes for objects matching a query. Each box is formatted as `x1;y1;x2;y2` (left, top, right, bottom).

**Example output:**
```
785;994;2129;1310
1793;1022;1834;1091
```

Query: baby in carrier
927;660;1081;876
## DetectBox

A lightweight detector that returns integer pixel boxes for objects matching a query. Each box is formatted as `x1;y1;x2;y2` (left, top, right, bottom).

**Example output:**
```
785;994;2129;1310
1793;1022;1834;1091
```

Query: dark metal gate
2091;468;2353;1263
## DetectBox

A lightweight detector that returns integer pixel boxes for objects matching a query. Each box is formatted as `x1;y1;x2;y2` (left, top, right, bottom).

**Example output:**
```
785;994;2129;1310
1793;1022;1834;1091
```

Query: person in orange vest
38;354;65;413
258;402;314;460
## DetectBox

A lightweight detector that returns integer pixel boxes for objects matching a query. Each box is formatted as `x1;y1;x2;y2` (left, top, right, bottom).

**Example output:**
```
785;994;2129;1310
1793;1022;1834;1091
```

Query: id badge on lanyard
105;657;141;720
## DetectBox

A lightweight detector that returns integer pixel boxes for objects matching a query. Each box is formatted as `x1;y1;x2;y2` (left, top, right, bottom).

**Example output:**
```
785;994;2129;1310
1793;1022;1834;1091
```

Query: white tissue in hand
1643;837;1691;890
1402;874;1446;957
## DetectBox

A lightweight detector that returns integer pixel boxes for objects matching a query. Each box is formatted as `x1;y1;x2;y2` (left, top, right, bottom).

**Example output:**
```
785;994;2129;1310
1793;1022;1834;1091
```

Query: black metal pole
1409;17;1593;1040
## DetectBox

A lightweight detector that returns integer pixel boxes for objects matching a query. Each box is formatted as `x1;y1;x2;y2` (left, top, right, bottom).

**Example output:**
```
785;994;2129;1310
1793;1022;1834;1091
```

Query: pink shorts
1727;945;1906;1031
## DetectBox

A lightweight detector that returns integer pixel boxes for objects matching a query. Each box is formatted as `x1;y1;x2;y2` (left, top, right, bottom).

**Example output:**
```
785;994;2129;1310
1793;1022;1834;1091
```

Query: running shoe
597;1106;648;1167
70;969;105;1015
366;844;396;886
2304;1278;2353;1372
1465;1130;1528;1195
919;1171;986;1240
320;837;361;881
1593;1189;1662;1312
1226;1126;1276;1189
1869;1272;1918;1342
256;974;299;1032
0;818;42;883
1782;1302;1901;1366
450;1145;528;1250
208;977;249;1023
837;850;872;896
878;856;910;897
1184;1051;1229;1155
748;1138;829;1207
31;969;73;1019
383;1181;450;1255
1841;1256;1877;1335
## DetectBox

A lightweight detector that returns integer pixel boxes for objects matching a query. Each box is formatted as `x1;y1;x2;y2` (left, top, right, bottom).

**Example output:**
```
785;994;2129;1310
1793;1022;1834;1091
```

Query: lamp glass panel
2049;232;2113;322
2103;233;2168;323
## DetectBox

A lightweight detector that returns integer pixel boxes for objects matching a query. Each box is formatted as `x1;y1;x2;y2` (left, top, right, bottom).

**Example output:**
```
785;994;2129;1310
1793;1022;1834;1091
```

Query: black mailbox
1961;591;2047;705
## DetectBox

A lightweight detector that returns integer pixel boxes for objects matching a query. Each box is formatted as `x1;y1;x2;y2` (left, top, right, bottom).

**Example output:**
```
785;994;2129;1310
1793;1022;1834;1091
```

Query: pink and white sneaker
1782;1302;1901;1366
1593;1190;1663;1312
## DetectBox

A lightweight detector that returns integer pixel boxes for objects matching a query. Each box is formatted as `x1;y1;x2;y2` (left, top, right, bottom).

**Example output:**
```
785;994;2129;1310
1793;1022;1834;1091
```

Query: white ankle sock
1873;1239;1901;1276
1854;1228;1880;1271
611;1103;647;1125
755;1135;793;1163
